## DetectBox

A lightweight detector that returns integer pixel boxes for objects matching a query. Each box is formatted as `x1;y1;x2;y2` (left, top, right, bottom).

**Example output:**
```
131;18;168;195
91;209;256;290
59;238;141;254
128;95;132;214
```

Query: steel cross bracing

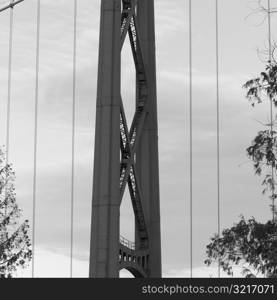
119;0;149;252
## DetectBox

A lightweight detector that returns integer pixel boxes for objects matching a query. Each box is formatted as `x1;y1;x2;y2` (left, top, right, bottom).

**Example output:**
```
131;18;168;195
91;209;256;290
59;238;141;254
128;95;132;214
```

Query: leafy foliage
247;130;277;175
243;63;277;107
205;217;277;278
205;62;277;277
244;62;277;217
0;148;31;278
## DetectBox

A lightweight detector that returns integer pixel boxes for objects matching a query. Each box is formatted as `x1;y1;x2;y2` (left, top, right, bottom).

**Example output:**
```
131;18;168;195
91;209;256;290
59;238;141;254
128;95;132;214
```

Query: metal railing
120;235;135;250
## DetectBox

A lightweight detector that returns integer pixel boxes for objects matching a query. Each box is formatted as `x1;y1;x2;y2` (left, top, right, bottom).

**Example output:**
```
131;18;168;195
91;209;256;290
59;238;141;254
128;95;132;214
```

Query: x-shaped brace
119;0;149;247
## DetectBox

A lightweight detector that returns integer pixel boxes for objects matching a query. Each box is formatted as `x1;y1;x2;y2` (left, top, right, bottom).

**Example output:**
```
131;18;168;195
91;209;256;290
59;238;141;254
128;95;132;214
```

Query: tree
244;62;277;219
205;61;277;277
205;217;277;278
0;148;31;278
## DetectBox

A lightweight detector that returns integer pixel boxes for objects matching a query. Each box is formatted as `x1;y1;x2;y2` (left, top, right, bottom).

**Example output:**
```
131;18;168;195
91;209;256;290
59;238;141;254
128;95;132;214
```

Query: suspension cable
32;0;40;278
3;0;14;235
189;0;193;279
215;0;221;278
6;1;14;165
267;0;275;222
70;0;77;278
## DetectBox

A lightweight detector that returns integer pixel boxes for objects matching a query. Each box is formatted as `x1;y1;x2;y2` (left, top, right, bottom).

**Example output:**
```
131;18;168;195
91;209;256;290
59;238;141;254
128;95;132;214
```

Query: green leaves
205;217;277;277
243;63;277;107
205;62;277;278
247;130;277;175
244;63;277;210
0;149;31;278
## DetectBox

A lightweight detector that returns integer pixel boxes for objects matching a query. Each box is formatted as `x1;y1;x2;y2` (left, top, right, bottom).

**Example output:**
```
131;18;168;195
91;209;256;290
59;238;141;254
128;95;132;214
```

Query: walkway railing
120;235;135;250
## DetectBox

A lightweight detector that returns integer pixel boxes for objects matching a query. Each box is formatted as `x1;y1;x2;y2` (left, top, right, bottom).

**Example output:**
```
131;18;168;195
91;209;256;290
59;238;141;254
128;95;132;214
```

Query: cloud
164;266;246;278
0;0;275;278
17;247;89;278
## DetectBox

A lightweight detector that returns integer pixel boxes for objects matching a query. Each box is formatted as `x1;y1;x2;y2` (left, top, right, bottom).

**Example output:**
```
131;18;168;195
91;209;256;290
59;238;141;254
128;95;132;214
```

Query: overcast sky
0;0;276;278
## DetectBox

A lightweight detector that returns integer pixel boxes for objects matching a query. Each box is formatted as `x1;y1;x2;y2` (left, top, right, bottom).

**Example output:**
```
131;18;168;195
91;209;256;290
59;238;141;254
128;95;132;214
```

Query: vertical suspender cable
32;0;40;278
267;0;275;222
215;0;221;278
6;2;13;165
189;0;193;279
3;0;14;235
5;2;14;220
70;0;77;278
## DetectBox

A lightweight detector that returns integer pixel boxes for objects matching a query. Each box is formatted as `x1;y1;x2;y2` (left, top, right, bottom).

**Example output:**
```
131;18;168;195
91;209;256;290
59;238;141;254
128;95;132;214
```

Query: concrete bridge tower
89;0;161;278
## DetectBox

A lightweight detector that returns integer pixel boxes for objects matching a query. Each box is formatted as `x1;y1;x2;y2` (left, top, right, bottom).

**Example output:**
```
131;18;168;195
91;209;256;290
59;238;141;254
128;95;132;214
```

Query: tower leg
89;0;122;278
90;0;162;278
136;0;162;277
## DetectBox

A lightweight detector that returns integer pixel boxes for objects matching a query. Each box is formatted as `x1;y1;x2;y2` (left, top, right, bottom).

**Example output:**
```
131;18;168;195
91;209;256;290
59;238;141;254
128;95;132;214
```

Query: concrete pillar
136;0;162;277
89;0;121;278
